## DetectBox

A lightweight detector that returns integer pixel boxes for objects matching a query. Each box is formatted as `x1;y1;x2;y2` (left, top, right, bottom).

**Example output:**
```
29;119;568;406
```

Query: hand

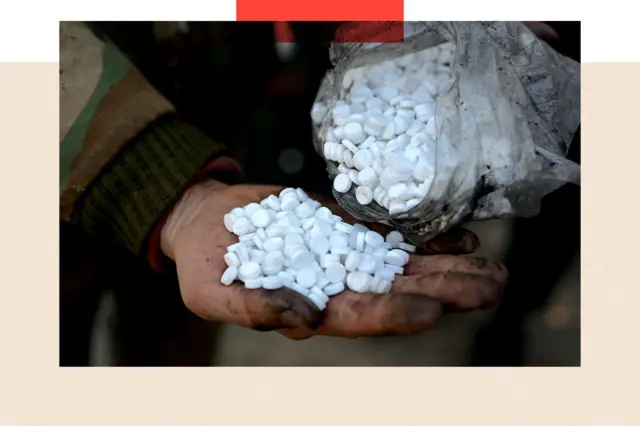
161;180;507;338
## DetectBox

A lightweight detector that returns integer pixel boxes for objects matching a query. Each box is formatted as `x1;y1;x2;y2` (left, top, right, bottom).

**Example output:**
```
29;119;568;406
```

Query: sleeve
59;22;242;258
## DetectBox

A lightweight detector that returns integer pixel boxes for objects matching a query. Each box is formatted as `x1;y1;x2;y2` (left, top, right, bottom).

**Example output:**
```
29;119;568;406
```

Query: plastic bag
311;21;581;245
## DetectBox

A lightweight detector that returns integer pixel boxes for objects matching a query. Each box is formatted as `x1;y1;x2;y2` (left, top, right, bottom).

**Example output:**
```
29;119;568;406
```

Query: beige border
1;61;638;424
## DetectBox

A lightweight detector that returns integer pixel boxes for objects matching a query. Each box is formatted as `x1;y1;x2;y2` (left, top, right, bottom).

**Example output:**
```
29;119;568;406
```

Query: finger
404;254;508;282
276;327;315;341
423;228;480;255
310;291;443;338
390;273;504;310
176;245;322;331
523;22;560;42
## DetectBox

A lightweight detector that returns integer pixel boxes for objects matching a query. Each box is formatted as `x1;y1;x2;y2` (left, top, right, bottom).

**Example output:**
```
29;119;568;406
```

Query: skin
161;179;508;340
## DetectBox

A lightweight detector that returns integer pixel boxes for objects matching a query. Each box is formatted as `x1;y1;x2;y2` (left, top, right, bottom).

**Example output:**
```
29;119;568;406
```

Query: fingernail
465;232;481;251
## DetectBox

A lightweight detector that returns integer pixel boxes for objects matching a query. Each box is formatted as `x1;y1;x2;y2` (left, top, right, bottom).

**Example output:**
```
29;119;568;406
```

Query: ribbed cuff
72;115;229;256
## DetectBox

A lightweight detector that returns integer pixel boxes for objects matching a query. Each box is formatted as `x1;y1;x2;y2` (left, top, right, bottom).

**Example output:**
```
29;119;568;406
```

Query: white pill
385;231;404;247
343;150;355;168
317;275;330;291
277;271;295;286
405;198;422;210
387;183;409;199
223;214;236;232
358;167;378;187
366;112;389;129
221;266;238;285
290;283;310;296
323;282;346;296
262;276;284;290
294;201;315;219
332;103;351;119
250;249;266;263
238;262;261;281
266;226;287;238
227;242;242;252
397;242;417;253
378;85;398;101
281;195;300;211
320;253;340;268
323;142;336;159
355;186;373;205
256;228;268;240
341;138;360;153
250;209;272;228
385;249;409;266
296;268;317;288
344;250;362;272
263;237;284;252
343;122;365;144
386;264;404;275
349;170;361;185
307;291;327;310
389;201;409;215
346;271;372;293
372;246;390;260
243;203;262;217
302;217;316;231
329;232;349;249
406;120;424;137
244;278;263;289
311;102;328;123
289;189;306;204
310;285;330;303
356;232;366;252
333;173;352;193
314;218;333;237
364;123;382;137
335;222;354;234
379;268;396;281
364;231;384;247
237;244;250;263
224;252;241;267
314;206;332;220
414;102;435;117
232;217;254;236
331;246;351;255
253;235;265;250
263;251;284;270
404;146;422;163
353;149;374;170
310;235;330;255
396;108;415;120
380;122;396;140
325;263;346;283
239;232;257;243
230;207;245;217
357;254;377;274
290;249;315;269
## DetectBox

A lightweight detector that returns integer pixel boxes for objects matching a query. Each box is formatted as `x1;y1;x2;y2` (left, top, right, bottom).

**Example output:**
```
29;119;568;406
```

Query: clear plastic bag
311;21;581;245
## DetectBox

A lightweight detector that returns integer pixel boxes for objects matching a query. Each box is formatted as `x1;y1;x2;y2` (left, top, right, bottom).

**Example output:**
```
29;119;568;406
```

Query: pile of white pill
220;187;416;310
311;43;456;216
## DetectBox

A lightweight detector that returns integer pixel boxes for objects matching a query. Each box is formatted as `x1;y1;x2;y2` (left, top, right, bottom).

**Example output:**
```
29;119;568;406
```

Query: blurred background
60;21;580;366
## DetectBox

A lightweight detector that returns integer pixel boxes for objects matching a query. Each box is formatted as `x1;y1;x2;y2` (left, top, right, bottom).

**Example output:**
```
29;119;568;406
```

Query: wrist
161;178;228;261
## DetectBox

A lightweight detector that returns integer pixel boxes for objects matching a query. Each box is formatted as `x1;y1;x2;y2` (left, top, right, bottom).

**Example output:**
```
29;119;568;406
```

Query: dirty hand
161;179;508;338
